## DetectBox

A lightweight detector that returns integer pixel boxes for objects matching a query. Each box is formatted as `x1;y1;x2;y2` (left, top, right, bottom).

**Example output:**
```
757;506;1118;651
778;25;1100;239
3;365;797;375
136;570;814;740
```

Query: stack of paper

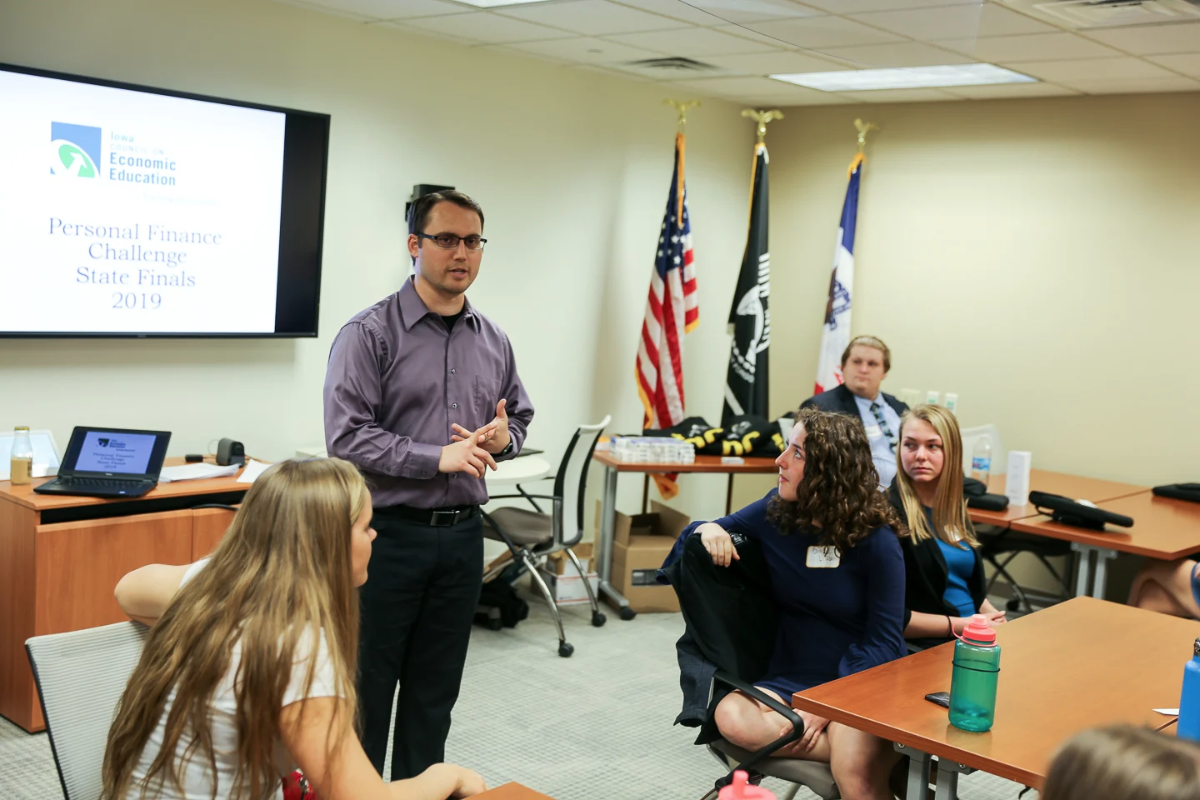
159;463;240;483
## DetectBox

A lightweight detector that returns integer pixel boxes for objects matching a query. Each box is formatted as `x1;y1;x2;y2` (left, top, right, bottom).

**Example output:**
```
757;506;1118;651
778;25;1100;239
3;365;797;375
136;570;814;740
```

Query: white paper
159;463;239;483
1006;450;1033;507
1154;708;1180;715
237;459;271;484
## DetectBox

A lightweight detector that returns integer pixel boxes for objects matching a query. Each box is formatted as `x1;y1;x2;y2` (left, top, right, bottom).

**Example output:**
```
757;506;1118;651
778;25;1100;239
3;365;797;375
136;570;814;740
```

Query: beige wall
0;0;766;527
764;92;1200;491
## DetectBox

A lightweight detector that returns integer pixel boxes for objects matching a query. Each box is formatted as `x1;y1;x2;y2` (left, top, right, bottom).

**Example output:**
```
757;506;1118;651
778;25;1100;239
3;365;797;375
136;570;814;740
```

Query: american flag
637;132;698;434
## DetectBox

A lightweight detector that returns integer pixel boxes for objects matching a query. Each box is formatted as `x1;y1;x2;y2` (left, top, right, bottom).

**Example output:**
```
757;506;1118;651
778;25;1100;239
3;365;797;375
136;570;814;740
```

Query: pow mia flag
723;142;770;427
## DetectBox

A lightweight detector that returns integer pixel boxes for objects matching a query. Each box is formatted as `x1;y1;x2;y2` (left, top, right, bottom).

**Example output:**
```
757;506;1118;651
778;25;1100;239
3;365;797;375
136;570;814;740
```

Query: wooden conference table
971;470;1200;598
591;451;777;620
0;458;247;731
476;783;555;799
792;597;1194;799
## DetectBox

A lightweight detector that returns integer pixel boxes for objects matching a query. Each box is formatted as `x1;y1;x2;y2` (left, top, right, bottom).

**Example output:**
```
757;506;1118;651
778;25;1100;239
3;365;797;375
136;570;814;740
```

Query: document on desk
159;463;240;483
237;459;271;484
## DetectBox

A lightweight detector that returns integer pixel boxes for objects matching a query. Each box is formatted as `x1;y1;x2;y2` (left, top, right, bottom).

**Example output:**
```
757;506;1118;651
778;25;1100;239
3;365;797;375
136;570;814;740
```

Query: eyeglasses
417;233;487;251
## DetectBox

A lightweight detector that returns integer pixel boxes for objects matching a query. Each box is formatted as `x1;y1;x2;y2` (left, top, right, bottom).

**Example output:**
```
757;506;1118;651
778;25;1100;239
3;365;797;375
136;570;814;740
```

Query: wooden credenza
0;460;248;731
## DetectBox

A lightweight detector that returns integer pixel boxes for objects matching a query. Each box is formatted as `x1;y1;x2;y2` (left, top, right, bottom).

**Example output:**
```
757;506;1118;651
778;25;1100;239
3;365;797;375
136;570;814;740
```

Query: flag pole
663;99;700;228
663;98;700;132
741;108;784;144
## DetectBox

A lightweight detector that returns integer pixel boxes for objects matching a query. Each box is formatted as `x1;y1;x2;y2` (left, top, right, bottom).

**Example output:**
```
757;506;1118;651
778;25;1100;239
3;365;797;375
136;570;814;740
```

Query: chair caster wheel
591;611;607;627
558;641;574;658
619;606;637;621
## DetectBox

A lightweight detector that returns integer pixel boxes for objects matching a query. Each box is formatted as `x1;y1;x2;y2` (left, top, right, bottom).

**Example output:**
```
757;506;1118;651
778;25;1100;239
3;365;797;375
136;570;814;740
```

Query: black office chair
977;526;1072;613
481;416;610;657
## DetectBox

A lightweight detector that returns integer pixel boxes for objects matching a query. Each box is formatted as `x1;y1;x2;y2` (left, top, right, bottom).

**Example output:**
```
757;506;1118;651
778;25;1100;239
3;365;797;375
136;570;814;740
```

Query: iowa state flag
814;153;863;395
723;142;770;426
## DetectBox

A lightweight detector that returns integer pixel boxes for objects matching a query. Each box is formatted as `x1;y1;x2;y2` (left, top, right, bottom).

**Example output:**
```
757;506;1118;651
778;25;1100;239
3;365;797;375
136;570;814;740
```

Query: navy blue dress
696;490;907;698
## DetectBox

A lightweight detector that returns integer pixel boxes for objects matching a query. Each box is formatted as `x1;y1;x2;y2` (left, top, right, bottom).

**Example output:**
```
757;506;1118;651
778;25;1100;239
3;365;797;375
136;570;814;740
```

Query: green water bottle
948;614;1000;732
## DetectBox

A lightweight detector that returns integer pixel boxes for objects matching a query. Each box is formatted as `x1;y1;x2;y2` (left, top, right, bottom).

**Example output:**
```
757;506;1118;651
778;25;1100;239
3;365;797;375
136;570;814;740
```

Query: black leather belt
377;503;480;528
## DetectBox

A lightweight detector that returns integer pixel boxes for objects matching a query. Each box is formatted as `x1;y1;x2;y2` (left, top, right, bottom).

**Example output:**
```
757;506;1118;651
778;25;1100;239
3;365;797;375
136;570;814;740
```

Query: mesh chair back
551;415;611;548
26;621;148;800
960;424;1005;476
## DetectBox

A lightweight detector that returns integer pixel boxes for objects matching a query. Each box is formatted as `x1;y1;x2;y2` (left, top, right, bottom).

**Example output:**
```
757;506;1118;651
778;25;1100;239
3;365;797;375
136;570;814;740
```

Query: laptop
34;427;171;498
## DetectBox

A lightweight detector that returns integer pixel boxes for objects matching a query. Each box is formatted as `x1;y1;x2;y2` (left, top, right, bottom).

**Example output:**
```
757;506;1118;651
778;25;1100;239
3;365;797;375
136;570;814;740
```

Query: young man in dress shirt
800;335;908;488
323;190;534;781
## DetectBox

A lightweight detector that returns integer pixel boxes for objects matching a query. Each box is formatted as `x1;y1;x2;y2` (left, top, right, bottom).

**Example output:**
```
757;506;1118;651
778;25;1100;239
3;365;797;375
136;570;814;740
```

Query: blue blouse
936;538;977;618
694;490;906;697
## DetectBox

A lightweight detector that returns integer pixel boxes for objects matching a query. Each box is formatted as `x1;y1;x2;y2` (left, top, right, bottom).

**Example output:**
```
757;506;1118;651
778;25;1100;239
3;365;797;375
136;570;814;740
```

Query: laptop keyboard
56;478;148;492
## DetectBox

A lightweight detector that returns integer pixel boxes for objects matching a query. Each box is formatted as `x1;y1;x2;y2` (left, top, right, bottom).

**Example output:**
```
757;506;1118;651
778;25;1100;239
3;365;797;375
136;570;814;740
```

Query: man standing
323;190;533;780
801;335;907;487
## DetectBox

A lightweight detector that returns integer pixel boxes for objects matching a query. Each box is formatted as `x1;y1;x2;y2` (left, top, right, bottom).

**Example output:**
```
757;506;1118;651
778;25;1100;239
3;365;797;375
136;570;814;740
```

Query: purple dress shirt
323;277;533;509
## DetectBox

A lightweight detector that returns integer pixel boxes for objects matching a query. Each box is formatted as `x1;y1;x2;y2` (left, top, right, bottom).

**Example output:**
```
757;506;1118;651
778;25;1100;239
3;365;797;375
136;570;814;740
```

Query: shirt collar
398;276;479;332
853;390;883;412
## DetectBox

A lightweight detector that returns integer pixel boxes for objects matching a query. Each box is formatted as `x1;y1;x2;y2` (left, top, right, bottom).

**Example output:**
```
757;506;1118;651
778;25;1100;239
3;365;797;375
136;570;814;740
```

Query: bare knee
714;694;783;751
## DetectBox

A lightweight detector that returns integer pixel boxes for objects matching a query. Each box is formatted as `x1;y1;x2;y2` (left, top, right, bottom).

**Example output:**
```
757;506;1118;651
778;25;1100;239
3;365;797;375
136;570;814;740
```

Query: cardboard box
531;566;600;606
597;500;689;614
542;542;592;576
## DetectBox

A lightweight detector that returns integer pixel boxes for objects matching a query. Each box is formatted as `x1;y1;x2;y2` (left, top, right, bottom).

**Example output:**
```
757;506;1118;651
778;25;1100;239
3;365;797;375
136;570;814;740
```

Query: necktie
870;402;897;453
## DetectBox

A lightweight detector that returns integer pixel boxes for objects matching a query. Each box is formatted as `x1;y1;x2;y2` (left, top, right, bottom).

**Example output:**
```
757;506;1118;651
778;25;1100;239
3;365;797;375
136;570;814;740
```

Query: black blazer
888;481;986;646
799;384;908;419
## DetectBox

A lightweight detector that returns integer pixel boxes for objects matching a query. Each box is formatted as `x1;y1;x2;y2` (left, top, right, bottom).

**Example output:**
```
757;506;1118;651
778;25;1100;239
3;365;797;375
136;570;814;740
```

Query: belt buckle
431;509;457;527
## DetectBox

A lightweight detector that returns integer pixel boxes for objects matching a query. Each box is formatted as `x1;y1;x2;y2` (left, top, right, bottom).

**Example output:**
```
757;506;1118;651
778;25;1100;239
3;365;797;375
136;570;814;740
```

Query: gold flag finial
664;99;701;132
742;109;784;144
854;118;878;153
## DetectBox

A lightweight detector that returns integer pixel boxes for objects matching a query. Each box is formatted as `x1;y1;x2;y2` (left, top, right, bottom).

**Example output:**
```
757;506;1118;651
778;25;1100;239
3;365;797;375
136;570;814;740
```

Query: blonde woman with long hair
889;405;1006;646
102;458;486;800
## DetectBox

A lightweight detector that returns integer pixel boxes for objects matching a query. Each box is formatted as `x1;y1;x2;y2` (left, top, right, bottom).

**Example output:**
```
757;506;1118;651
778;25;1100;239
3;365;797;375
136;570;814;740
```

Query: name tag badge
806;546;841;569
863;423;883;439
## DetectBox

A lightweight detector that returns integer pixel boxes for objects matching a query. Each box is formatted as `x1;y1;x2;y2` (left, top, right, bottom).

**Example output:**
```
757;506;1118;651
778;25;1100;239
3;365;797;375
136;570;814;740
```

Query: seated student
800;335;909;488
102;458;486;800
889;405;1005;645
697;408;906;800
1041;724;1200;800
1129;558;1200;619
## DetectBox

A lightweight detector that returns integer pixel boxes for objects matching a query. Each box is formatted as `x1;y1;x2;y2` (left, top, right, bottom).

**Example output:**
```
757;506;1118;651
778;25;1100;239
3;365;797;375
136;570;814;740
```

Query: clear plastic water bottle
971;437;992;488
1178;638;1200;742
948;614;1000;732
10;426;34;486
719;770;775;800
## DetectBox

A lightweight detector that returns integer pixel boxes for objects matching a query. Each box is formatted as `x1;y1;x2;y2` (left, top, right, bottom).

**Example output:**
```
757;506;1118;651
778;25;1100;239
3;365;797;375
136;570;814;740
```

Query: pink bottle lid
959;614;997;646
718;770;776;800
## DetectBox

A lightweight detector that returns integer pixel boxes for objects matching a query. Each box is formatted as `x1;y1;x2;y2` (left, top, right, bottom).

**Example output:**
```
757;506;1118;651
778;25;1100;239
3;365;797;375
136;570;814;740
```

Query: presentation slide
75;431;157;474
0;70;287;333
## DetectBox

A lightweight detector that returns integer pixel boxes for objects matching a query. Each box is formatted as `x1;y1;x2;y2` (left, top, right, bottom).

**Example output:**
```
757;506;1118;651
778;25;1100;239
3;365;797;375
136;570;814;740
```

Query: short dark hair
840;335;892;373
407;190;485;237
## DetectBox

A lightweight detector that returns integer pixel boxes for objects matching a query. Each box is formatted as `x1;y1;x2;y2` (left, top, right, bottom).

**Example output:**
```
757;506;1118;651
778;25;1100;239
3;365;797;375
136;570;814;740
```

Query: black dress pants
357;508;484;780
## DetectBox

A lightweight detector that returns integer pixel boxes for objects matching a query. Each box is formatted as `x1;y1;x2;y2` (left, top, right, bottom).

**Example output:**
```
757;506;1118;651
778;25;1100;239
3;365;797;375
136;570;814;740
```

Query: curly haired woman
699;407;906;800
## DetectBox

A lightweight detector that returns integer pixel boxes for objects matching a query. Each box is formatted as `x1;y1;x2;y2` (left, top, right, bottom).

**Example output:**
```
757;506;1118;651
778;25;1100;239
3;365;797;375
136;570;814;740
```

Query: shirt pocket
473;374;501;425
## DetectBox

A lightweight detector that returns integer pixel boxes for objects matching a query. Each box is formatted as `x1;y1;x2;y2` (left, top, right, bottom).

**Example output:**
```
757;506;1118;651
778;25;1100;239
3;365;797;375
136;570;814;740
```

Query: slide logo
50;122;101;178
97;438;110;447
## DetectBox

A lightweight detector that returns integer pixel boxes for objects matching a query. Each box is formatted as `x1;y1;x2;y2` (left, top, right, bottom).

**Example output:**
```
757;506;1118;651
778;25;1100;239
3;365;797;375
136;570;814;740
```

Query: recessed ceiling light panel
770;64;1038;92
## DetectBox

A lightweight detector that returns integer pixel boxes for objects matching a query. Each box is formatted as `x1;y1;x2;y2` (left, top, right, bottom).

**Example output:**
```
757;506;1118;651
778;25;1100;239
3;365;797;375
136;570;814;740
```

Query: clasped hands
437;399;511;479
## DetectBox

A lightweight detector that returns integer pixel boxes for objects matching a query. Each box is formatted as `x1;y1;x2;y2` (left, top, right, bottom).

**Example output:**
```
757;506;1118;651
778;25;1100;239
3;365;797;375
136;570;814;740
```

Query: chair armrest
487;494;558;502
713;671;803;729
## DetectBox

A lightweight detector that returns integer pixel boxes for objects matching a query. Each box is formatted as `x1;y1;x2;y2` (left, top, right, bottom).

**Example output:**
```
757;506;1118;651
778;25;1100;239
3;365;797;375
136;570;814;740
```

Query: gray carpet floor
0;594;1033;799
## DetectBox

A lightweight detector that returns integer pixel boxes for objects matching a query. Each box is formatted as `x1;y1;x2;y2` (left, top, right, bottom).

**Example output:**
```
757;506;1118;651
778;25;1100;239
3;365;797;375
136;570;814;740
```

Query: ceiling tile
607;0;727;26
837;87;963;102
667;75;825;97
1057;75;1200;94
603;26;783;56
1147;53;1200;76
816;41;977;68
850;4;1056;42
940;81;1081;98
271;0;372;21
937;32;1120;62
285;0;472;20
740;16;906;48
496;0;685;35
802;0;982;11
1080;21;1200;55
401;11;570;43
679;0;824;24
1014;56;1174;81
699;49;850;74
499;35;661;64
707;24;796;47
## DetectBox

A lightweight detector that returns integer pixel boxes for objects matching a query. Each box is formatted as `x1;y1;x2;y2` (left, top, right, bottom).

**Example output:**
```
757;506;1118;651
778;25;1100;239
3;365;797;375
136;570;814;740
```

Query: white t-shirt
128;559;340;799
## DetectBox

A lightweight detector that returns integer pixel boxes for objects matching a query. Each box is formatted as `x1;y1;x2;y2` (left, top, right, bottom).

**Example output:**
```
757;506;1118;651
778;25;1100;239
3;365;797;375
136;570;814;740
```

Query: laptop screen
62;427;172;477
74;431;158;474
